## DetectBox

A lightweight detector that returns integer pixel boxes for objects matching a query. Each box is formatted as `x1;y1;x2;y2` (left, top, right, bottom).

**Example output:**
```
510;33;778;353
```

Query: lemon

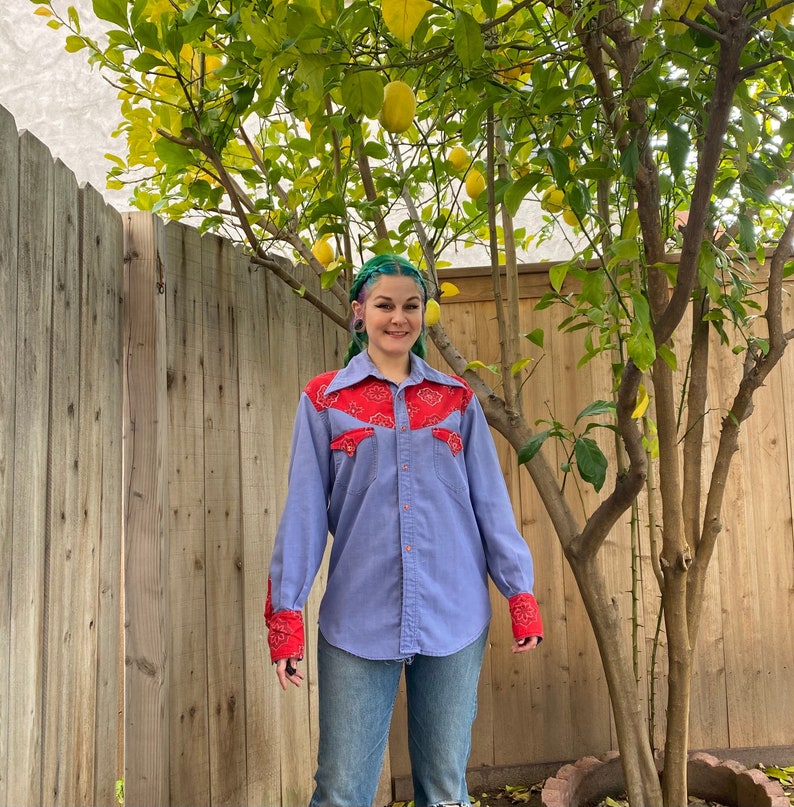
424;298;441;327
562;208;579;227
541;187;566;213
448;146;470;172
378;81;416;134
204;54;223;73
465;169;486;200
312;238;334;267
766;0;793;26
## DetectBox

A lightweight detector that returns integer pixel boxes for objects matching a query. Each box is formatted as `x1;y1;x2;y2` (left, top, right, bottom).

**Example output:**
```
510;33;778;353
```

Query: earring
353;318;366;333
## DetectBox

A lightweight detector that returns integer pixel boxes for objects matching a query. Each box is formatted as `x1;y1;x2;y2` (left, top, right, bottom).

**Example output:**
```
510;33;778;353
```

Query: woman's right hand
275;658;305;690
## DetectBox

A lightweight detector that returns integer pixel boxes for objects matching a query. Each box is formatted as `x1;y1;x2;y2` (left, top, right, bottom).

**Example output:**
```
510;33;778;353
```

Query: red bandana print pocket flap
330;427;376;457
431;427;464;456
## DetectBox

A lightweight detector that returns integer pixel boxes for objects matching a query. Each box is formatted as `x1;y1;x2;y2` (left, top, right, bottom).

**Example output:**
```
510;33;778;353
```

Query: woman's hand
511;636;540;654
275;658;305;690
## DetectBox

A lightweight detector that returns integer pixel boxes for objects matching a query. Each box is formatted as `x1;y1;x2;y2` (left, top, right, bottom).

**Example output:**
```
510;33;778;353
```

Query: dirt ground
386;764;794;807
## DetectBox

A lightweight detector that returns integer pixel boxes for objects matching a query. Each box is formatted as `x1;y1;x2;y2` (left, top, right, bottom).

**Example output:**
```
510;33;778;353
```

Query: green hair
343;254;429;366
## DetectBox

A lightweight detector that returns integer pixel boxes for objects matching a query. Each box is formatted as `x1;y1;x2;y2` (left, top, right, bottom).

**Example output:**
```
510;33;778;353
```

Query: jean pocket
432;427;467;493
331;427;377;495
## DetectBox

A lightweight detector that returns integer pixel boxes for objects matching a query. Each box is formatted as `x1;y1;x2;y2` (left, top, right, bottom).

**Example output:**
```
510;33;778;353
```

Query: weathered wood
201;233;248;806
758;291;794;745
165;221;212;807
266;265;316;807
296;272;331;747
513;301;574;763
123;212;170;806
7;129;54;807
83;184;124;807
40;160;84;806
0;103;20;807
237;257;281;806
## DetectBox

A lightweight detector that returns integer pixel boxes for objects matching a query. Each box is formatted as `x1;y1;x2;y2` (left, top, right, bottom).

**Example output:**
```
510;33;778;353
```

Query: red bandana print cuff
509;592;544;642
265;578;305;662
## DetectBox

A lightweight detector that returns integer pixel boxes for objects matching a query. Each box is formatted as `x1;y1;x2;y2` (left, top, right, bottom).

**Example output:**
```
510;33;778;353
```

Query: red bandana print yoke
305;372;474;431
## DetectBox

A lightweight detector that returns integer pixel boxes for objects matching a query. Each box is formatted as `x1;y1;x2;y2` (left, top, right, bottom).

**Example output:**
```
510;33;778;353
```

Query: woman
266;254;543;807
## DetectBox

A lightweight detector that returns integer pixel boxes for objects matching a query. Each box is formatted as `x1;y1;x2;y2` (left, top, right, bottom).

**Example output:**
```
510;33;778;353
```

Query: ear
351;300;364;319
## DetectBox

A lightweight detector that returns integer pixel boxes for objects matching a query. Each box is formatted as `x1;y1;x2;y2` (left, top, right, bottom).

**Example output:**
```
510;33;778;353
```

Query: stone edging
541;750;790;807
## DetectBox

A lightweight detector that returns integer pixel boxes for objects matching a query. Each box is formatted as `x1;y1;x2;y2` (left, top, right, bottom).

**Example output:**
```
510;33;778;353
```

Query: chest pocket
330;427;377;495
432;427;467;493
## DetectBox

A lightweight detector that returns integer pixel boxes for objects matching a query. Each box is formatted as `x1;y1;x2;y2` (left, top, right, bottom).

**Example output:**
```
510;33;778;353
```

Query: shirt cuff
265;578;305;663
509;593;544;643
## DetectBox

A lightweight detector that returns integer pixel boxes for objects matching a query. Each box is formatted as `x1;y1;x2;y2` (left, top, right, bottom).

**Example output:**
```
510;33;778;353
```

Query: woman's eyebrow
371;294;422;303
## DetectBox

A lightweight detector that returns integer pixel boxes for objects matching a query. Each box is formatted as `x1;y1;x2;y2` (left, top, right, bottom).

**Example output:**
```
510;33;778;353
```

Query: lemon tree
34;0;794;804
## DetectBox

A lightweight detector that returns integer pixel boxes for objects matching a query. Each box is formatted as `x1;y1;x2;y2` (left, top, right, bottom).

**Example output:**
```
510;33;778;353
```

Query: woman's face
352;274;424;365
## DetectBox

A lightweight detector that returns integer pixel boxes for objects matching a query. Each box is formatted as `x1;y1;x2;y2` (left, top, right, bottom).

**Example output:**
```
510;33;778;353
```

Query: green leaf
341;70;384;119
566;181;591;218
575;400;616;422
666;120;690;178
504;173;537;217
574;436;608;492
464;360;499;374
154;137;193;171
130;52;167;71
92;0;127;28
627;329;656;371
454;10;484;70
549;262;569;292
541;147;570;187
521;328;544;348
510;358;532;376
620;138;639;179
65;34;86;52
737;213;756;253
518;431;551;465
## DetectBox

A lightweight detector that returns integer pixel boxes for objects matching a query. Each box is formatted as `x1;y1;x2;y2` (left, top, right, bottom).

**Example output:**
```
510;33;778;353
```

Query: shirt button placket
395;388;416;653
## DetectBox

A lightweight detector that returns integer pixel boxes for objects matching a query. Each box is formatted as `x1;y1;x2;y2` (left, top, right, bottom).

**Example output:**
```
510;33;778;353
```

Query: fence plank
237;259;281;806
40;160;84;806
0;103;20;807
7;130;54;807
266;267;316;807
165;222;212;807
123;212;170;806
82;185;124;807
750;346;794;745
514;301;574;763
201;233;247;806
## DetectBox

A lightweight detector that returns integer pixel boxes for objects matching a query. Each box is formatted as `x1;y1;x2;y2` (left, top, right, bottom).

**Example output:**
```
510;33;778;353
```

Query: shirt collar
326;351;466;394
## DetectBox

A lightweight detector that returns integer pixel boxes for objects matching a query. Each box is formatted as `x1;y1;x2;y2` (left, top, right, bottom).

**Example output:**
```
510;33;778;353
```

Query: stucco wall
0;0;571;263
1;0;130;209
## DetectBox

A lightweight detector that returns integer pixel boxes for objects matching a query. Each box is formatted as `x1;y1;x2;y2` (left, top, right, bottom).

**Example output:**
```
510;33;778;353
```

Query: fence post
123;212;170;806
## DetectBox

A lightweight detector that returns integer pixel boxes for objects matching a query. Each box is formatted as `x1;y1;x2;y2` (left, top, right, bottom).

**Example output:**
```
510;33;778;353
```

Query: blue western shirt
268;351;536;660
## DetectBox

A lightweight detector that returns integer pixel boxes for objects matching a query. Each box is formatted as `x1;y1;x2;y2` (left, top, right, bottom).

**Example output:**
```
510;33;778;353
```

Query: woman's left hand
511;636;540;654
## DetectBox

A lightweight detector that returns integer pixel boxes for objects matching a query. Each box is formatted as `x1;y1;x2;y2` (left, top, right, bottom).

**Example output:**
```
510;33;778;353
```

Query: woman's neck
367;351;411;384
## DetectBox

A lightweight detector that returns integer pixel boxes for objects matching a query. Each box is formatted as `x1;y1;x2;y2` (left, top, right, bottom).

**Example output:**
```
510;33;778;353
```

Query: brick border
541;750;790;807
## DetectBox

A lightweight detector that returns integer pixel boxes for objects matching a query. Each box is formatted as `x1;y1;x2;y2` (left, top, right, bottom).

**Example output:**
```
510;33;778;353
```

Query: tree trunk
566;554;663;805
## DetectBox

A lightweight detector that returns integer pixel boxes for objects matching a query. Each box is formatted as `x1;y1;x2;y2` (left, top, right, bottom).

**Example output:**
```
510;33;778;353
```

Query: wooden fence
1;102;793;807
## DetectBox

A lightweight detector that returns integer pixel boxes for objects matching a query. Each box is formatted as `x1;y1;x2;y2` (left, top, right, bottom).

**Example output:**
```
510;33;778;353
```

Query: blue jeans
308;628;489;807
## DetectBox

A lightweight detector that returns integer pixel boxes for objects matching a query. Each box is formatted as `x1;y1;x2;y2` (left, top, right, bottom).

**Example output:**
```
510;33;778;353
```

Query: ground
387;764;794;807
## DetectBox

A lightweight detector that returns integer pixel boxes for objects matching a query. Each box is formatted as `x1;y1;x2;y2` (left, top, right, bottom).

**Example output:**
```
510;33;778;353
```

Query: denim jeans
308;628;489;807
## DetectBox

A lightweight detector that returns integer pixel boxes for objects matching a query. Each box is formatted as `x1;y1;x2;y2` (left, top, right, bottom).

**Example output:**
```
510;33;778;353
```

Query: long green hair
343;254;429;366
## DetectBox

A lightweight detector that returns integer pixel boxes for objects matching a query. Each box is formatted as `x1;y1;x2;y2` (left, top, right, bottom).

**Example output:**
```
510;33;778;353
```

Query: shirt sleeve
460;392;537;600
268;392;332;614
